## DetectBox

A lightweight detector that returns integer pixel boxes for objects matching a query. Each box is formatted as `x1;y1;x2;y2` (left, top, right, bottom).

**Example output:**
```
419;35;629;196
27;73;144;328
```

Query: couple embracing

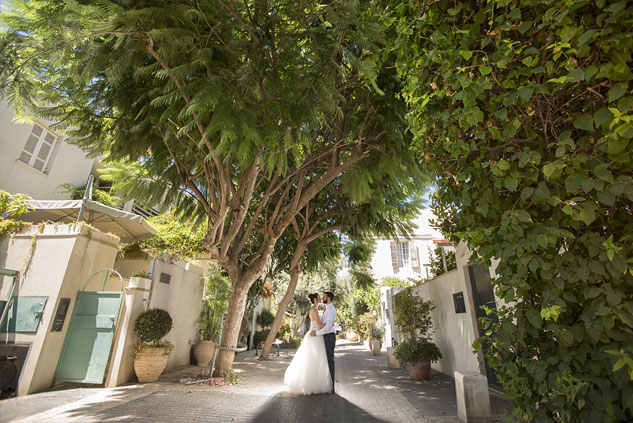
284;291;337;395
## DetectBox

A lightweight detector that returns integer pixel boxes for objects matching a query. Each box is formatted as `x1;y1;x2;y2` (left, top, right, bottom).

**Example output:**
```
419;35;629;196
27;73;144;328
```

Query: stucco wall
0;100;95;200
0;223;120;395
390;242;486;378
149;258;204;370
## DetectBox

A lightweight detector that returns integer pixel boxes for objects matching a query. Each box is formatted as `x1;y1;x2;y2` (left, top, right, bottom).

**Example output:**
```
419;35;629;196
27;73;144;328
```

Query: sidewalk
1;340;512;422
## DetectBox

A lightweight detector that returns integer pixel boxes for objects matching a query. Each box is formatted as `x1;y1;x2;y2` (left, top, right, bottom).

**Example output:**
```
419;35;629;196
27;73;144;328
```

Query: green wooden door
55;291;122;383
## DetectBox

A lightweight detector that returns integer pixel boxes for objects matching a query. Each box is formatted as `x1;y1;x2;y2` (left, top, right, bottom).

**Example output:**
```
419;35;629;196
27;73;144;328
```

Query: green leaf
608;83;628;103
520;187;534;200
540;305;561;321
459;50;473;60
594;164;614;183
497;160;510;171
527;308;542;329
579;207;596;225
566;68;584;82
573;114;594;132
594;108;613;128
607;137;629;155
543;163;558;179
479;65;492;76
584;287;602;299
504;176;518;191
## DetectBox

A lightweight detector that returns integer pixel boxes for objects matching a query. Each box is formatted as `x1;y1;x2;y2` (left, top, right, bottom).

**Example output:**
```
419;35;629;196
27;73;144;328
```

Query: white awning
22;199;155;242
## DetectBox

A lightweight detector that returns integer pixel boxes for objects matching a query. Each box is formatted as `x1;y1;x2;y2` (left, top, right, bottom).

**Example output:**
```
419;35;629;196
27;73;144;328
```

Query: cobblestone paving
2;340;512;422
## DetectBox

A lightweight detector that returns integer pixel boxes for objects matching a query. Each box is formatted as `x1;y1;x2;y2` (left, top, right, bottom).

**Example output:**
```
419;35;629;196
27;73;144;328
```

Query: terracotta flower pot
406;359;431;380
193;340;216;367
134;346;169;383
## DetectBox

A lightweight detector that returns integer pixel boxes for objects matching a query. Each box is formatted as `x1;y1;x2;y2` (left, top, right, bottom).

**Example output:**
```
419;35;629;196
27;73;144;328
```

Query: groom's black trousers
324;333;336;391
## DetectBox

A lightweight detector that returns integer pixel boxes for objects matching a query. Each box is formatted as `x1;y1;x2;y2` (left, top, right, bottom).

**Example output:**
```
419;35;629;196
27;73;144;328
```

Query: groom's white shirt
316;303;337;336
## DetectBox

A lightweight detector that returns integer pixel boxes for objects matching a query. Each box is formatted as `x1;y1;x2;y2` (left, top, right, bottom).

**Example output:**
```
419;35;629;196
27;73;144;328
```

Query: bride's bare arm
310;309;325;329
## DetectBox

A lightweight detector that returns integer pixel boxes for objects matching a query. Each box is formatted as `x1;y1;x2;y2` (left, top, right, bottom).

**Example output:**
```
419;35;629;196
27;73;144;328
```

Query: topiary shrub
134;308;173;345
256;309;275;327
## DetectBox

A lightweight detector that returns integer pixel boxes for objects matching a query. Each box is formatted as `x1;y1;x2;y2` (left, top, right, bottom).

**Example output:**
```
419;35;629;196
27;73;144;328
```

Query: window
396;242;409;268
19;123;59;174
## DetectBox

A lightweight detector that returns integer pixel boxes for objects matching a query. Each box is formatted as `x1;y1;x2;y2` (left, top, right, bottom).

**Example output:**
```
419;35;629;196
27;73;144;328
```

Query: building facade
0;100;98;200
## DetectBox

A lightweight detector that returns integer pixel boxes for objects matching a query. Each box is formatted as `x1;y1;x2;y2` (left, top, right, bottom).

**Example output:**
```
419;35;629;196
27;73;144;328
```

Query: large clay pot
406;359;431;381
193;340;216;367
370;339;382;356
134;346;169;383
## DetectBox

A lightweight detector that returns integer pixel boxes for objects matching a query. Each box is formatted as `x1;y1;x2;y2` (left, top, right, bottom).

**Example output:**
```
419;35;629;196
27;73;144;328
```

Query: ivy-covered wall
389;0;633;421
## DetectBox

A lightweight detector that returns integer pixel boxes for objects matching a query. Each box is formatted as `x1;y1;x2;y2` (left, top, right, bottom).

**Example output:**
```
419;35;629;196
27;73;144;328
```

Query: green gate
55;269;124;384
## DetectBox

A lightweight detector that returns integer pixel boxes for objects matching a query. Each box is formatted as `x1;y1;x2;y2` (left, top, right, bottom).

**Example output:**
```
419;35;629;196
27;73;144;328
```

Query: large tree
258;170;426;359
1;0;417;373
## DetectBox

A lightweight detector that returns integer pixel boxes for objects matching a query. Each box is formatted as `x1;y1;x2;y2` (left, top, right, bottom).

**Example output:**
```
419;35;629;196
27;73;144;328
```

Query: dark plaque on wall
159;272;171;284
51;298;71;332
453;292;466;314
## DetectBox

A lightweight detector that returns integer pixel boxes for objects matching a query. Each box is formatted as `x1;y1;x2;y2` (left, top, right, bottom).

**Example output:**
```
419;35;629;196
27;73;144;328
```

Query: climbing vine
388;0;633;421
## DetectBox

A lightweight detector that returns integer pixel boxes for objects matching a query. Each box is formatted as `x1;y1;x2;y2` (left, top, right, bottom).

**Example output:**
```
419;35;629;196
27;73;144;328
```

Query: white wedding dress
284;315;332;395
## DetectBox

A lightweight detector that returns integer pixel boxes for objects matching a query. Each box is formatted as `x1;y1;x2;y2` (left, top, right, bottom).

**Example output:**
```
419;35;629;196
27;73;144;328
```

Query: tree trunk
259;264;301;360
214;284;249;376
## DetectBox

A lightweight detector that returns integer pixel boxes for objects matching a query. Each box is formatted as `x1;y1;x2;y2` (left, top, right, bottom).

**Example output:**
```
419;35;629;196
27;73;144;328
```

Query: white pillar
454;371;491;422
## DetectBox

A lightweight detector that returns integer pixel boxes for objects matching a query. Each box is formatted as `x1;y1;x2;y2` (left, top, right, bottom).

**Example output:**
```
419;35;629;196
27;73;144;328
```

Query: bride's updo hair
307;293;319;304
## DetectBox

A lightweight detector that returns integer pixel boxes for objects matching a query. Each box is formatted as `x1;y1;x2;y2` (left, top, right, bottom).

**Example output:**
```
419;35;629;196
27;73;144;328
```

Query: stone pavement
1;340;512;422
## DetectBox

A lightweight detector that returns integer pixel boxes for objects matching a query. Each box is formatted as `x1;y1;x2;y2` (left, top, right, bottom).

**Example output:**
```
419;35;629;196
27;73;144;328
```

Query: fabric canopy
22;199;155;242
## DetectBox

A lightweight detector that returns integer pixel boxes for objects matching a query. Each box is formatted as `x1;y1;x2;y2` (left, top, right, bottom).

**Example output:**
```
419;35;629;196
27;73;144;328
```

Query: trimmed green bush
134;308;173;344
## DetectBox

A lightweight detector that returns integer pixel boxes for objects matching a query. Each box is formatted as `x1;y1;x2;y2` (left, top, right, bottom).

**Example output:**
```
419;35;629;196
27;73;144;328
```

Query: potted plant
133;308;174;382
194;266;230;366
393;288;442;380
370;326;383;356
358;312;377;349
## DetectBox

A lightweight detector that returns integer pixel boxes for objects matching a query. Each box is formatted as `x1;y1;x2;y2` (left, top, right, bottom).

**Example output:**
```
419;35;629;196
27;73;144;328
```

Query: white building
369;208;447;281
0;100;98;200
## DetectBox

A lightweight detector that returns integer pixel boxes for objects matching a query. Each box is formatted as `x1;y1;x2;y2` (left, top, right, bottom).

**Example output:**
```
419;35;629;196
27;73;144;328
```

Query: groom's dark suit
317;302;337;392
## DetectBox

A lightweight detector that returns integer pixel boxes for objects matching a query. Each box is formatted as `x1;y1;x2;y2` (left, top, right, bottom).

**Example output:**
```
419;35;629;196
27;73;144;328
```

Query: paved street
1;340;512;422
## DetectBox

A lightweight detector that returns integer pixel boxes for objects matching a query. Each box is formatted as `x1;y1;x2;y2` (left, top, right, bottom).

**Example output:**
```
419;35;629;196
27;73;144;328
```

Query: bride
284;293;333;394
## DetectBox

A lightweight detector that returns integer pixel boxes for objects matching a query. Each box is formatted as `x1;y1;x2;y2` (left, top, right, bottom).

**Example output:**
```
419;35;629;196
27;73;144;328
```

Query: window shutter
43;137;62;175
411;245;421;272
390;241;398;273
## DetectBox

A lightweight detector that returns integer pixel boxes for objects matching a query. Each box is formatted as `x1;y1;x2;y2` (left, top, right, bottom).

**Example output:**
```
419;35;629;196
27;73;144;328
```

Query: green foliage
60;183;122;208
389;0;633;420
428;246;457;277
120;214;208;261
0;190;32;217
132;271;150;279
380;276;412;288
134;308;173;345
357;312;377;337
199;264;231;341
394;338;442;364
256;309;275;327
253;329;270;347
393;288;435;342
134;340;174;358
0;218;31;242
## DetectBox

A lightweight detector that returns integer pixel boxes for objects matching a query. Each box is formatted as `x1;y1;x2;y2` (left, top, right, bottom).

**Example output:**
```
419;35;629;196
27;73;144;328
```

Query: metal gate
55;269;123;384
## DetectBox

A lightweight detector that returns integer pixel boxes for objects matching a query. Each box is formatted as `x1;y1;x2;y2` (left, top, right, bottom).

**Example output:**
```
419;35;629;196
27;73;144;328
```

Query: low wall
111;256;205;380
410;267;482;376
0;223;120;395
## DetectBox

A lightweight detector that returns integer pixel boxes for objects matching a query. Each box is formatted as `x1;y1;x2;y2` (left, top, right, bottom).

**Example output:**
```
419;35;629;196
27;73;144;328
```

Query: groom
311;291;337;393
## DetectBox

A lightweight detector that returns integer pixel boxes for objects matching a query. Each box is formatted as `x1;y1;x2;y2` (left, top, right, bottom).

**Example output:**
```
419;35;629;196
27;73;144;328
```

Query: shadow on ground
249;392;388;423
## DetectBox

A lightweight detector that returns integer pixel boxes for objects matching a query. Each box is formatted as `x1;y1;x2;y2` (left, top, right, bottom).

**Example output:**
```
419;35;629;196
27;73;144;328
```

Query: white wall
0;223;120;395
0;100;96;199
390;242;487;378
370;209;446;281
148;257;205;370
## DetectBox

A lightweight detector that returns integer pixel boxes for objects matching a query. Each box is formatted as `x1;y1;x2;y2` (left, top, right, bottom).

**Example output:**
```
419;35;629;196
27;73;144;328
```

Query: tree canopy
1;0;424;373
